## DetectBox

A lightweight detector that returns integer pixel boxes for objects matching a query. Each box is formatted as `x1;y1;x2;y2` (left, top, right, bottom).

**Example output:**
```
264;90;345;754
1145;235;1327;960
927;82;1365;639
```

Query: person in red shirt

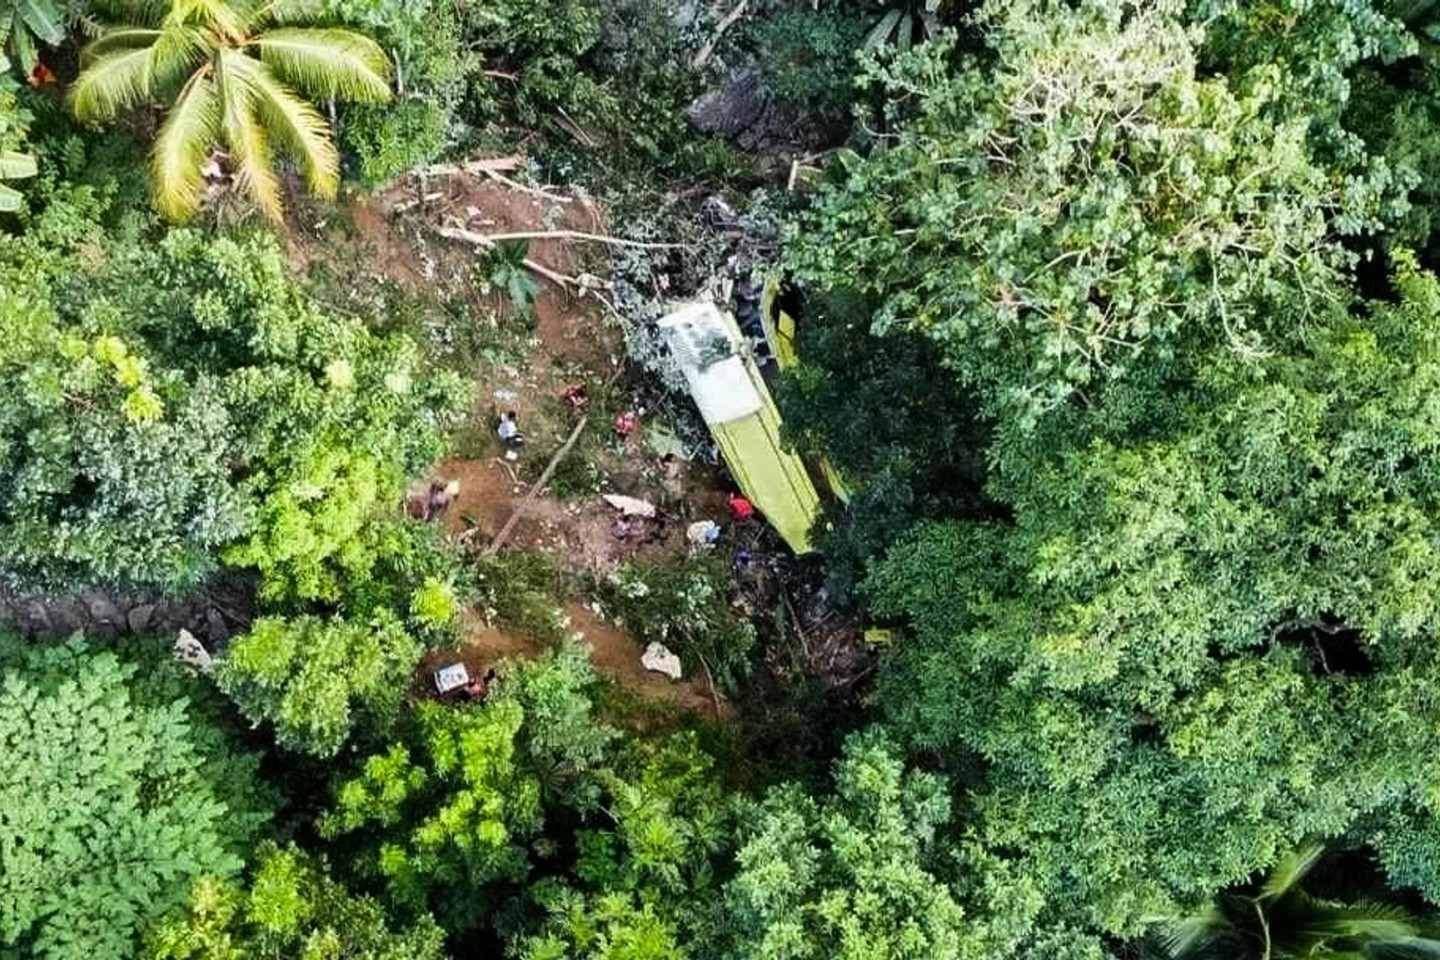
613;410;639;437
727;493;755;521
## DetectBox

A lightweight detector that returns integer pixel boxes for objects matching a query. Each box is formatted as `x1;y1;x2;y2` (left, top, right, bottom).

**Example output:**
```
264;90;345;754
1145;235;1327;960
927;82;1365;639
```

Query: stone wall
0;578;254;646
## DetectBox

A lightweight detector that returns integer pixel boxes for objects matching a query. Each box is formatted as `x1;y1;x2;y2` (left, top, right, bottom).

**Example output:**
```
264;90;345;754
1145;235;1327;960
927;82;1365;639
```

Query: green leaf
0;149;36;178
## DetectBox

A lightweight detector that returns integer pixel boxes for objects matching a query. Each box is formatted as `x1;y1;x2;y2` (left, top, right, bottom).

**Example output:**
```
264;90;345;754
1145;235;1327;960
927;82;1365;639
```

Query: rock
175;629;213;673
641;642;683;680
48;600;83;638
21;600;50;634
86;594;122;625
127;604;156;634
687;68;766;139
205;609;230;644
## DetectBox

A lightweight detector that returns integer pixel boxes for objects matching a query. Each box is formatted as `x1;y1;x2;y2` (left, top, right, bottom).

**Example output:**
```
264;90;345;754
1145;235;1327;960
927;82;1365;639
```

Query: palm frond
146;22;207;86
89;0;169;28
252;27;389;102
1309;901;1419;943
1370;937;1440;960
150;66;219;221
165;0;245;37
70;43;157;119
1259;844;1325;902
241;58;337;197
1159;908;1231;959
80;26;162;59
215;46;280;220
254;0;325;26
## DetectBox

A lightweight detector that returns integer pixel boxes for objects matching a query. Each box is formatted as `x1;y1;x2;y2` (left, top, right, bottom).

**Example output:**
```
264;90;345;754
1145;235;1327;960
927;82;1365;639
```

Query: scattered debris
641;641;684;679
602;494;657;517
687;519;722;546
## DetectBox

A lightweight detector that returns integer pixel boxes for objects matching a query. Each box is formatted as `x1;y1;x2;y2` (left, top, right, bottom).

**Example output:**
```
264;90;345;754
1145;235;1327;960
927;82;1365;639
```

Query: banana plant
0;54;35;210
863;0;942;51
0;0;65;75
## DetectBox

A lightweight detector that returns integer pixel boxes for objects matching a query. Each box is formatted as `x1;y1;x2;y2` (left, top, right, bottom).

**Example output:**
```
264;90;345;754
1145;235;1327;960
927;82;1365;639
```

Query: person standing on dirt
498;410;524;459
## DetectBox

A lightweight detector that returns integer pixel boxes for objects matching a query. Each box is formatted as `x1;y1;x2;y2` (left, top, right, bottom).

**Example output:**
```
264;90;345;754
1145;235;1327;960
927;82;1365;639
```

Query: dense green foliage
602;557;757;692
0;186;459;592
0;636;270;960
215;612;424;757
781;0;1440;945
18;0;1440;957
145;843;445;960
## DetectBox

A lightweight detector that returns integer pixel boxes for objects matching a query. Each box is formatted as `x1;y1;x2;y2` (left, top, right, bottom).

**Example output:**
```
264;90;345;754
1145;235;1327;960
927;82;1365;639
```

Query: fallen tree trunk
484;416;589;556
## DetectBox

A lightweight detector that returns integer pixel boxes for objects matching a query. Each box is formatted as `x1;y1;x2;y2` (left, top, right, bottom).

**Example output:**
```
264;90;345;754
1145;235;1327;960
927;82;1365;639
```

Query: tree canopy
0;635;270;960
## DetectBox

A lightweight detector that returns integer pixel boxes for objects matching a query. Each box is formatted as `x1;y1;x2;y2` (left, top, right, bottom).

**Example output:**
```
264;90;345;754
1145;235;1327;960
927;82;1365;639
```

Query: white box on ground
434;662;470;694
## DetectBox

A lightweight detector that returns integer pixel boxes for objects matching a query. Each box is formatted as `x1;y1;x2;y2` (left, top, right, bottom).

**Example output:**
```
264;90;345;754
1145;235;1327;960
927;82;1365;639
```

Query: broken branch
464;229;682;250
433;226;614;290
692;0;748;68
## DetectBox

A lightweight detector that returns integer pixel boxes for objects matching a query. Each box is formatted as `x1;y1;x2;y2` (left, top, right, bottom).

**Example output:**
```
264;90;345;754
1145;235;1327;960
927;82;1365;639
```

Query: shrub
601;556;756;692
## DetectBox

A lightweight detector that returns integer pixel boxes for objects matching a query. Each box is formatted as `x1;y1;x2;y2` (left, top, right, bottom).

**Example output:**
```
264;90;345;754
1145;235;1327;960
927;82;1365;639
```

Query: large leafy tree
321;642;613;934
719;729;971;960
868;255;1440;928
787;0;1401;436
70;0;391;222
780;0;1440;939
215;611;424;758
0;188;458;591
0;635;270;960
518;730;1001;960
145;843;446;960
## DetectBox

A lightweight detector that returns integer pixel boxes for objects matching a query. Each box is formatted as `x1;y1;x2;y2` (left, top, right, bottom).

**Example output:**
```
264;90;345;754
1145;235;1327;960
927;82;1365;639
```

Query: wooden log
483;416;589;556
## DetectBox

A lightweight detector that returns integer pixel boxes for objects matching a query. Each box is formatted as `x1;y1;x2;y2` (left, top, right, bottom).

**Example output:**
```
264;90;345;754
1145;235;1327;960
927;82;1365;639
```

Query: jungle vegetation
8;0;1440;958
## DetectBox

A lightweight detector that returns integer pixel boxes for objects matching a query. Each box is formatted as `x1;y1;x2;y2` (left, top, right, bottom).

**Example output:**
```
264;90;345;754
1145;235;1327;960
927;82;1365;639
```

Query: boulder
687;68;766;139
641;642;683;680
174;629;213;673
127;604;156;634
86;594;122;626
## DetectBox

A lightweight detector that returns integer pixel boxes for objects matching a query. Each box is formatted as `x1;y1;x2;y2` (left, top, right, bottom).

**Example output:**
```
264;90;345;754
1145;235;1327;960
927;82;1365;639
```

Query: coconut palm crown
70;0;390;222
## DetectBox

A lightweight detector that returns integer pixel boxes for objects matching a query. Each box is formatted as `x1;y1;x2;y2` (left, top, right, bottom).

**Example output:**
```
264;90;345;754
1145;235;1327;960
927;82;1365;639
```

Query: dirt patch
303;169;753;718
566;603;724;717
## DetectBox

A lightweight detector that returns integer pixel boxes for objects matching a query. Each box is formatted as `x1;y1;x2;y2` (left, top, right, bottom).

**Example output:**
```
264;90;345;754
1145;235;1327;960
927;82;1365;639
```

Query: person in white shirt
497;410;524;459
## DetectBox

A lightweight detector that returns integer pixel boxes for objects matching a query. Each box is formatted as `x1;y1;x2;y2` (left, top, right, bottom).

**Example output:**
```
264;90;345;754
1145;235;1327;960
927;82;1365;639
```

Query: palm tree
70;0;390;222
1153;846;1440;960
